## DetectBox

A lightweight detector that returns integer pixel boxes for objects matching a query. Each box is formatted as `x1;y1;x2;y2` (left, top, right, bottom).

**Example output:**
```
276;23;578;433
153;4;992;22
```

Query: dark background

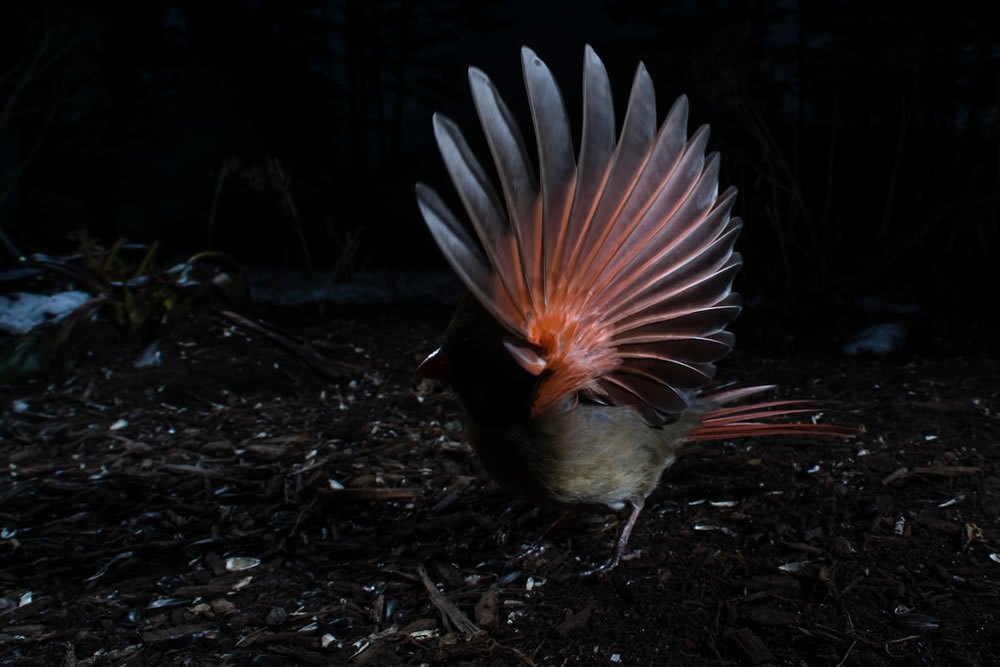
2;7;999;664
1;1;996;313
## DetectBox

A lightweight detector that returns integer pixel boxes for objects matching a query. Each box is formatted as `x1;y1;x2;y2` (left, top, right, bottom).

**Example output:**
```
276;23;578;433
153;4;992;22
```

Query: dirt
1;303;998;666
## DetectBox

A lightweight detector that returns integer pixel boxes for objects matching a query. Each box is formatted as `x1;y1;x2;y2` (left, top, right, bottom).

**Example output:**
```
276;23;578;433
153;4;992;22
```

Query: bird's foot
577;497;646;577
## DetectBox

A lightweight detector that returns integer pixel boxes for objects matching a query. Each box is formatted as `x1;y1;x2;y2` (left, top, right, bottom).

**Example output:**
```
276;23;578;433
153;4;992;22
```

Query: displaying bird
415;45;856;575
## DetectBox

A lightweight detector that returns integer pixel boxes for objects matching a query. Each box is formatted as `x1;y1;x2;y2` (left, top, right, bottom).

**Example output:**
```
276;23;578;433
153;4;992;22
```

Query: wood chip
724;627;775;664
473;585;498;629
555;604;593;636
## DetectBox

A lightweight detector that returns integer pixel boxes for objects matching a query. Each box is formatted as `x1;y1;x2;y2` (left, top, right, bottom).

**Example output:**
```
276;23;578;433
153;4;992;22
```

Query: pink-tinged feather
417;47;775;424
690;395;862;441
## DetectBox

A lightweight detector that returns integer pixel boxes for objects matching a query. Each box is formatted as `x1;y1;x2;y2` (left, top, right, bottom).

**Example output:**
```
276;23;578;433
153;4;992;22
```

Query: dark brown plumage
416;46;856;575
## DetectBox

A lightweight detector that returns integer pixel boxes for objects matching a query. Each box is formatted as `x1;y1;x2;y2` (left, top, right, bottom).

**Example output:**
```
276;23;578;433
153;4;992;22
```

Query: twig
882;465;982;485
836;639;857;667
319;487;423;500
217;309;355;380
416;564;482;638
206;158;235;248
268;156;315;276
879;93;908;239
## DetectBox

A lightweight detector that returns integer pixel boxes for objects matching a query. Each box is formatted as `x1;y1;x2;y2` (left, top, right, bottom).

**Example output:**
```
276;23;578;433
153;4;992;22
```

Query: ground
1;302;998;666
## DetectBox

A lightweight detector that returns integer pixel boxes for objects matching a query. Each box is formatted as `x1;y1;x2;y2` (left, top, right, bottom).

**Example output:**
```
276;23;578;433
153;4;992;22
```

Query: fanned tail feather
688;384;860;441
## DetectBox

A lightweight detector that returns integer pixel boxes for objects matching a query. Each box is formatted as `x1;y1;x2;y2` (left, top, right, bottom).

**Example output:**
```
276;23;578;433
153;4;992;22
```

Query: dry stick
879;93;908;239
216;309;355;380
416;564;482;638
821;90;838;244
1;22;79;210
745;101;816;232
720;136;816;290
882;465;982;485
742;99;828;280
866;201;952;285
836;639;858;667
206;160;231;248
319;487;422;500
0;25;53;126
718;136;794;289
268;157;315;276
763;205;794;293
0;90;61;210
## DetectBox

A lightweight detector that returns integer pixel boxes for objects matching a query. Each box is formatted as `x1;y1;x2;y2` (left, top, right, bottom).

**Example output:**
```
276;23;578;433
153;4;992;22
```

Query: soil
1;302;998;666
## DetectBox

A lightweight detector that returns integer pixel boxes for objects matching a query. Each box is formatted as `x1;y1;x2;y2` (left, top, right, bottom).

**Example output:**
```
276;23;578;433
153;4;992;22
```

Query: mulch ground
1;302;998;665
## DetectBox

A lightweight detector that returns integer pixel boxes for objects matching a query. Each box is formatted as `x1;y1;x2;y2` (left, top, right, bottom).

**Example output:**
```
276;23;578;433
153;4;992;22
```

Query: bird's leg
578;496;645;577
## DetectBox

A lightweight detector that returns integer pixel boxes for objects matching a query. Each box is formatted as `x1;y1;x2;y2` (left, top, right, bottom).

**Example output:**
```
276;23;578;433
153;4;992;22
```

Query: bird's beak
416;346;451;381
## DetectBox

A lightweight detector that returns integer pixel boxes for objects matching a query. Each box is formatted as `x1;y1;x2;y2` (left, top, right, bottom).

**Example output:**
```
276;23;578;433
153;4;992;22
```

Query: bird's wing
416;45;741;424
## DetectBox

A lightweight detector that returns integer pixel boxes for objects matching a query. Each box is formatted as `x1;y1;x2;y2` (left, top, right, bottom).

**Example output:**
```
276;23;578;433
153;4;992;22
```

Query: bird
414;45;857;575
